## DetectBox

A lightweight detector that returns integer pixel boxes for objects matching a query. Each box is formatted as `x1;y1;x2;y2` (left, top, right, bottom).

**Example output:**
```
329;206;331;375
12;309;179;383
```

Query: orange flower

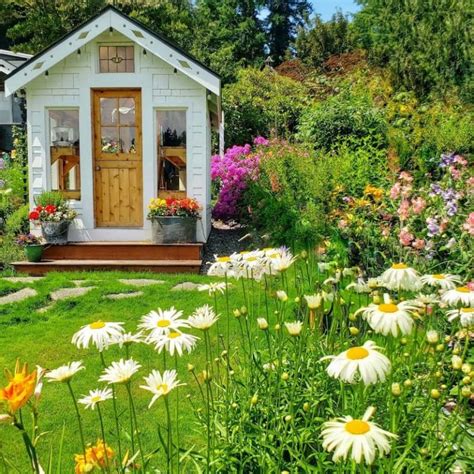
75;440;114;473
0;361;37;413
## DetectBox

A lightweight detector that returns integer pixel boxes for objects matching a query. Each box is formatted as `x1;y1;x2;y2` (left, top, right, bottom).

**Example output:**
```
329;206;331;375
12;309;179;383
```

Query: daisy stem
164;395;173;472
66;380;86;458
97;404;110;473
174;354;180;473
100;352;123;471
126;382;145;473
13;416;40;474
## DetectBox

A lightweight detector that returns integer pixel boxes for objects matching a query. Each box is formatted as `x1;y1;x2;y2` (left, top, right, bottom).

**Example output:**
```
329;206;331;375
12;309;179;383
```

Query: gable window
99;45;134;73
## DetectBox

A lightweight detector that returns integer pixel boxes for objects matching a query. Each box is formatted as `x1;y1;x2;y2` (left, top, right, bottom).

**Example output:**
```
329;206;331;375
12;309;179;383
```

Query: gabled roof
5;5;220;97
0;50;31;75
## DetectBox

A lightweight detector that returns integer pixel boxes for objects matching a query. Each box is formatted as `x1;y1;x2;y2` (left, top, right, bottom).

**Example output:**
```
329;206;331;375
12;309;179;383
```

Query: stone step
42;242;203;261
11;259;202;275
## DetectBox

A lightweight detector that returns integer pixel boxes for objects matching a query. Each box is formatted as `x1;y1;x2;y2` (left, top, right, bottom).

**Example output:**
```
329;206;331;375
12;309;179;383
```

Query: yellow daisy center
345;420;370;435
433;274;445;279
91;396;102;402
90;321;106;330
378;303;399;313
461;308;473;313
246;256;258;262
346;347;369;360
240;251;250;255
157;320;171;328
456;286;470;293
217;256;230;263
168;331;181;339
391;263;408;270
157;383;169;394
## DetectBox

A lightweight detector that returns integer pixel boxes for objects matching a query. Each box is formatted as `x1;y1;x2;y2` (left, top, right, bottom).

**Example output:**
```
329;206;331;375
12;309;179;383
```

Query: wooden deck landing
12;242;203;275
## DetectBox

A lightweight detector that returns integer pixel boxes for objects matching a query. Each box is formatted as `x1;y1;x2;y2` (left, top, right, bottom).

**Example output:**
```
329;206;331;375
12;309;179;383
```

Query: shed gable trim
5;6;220;96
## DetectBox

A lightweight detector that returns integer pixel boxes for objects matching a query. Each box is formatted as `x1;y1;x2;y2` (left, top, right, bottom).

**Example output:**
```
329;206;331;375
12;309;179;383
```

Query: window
157;111;187;197
99;45;134;73
100;97;136;154
49;110;80;200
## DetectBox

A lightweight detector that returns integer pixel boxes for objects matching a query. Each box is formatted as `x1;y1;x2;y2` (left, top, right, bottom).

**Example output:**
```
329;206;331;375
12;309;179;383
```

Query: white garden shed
5;5;222;243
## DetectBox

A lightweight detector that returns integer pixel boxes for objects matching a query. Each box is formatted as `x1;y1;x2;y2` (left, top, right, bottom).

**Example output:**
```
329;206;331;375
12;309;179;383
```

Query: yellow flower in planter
0;361;37;414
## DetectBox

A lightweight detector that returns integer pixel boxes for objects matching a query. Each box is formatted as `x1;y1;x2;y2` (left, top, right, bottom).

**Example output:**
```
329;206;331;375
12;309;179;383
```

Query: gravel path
200;220;254;274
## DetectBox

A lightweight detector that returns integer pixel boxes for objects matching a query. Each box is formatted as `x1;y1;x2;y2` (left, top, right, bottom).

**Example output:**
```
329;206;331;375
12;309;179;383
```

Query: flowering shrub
147;197;200;218
334;153;473;274
210;138;263;219
28;204;77;223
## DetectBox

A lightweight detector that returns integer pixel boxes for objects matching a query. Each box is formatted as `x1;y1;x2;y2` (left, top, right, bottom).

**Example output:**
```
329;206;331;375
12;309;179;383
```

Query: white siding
26;30;211;242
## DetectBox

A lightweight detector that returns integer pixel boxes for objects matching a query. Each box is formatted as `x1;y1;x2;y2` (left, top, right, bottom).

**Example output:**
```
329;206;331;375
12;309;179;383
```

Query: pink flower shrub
411;197;426;214
399;227;414;246
463;212;474;236
211;140;266;219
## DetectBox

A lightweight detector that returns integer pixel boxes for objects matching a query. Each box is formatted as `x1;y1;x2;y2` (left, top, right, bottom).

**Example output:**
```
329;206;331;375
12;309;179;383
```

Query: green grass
0;271;245;472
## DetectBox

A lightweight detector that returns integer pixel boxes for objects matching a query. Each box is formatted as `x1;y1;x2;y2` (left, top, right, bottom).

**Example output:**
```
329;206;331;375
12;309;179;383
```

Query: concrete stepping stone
171;282;201;291
36;304;55;314
104;291;144;300
3;277;44;284
72;280;96;287
0;288;38;305
50;286;96;301
118;279;165;287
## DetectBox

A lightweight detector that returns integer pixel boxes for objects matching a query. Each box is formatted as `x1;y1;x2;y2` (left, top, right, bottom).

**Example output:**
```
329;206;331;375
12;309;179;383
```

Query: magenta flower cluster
211;137;268;219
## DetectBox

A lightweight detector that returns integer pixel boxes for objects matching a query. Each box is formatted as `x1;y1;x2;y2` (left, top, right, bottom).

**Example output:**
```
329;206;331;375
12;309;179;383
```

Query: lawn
0;271;245;472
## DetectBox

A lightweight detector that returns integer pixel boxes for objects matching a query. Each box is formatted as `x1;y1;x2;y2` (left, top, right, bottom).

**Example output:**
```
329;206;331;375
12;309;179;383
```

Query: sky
312;0;361;21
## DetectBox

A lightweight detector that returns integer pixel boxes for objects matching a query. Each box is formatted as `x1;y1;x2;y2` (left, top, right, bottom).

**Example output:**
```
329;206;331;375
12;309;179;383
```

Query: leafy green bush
223;68;310;146
5;204;29;236
297;91;388;151
34;191;65;207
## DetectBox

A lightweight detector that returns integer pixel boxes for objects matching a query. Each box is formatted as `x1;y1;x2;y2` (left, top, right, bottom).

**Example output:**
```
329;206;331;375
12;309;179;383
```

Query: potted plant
147;197;200;244
16;233;44;262
28;191;77;245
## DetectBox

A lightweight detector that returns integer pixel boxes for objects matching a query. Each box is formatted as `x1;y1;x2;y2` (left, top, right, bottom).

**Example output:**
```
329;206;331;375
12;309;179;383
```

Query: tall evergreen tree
265;0;312;65
192;0;266;82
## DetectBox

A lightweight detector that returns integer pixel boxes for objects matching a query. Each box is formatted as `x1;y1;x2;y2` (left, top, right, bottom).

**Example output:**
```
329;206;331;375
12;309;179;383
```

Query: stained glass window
99;46;134;73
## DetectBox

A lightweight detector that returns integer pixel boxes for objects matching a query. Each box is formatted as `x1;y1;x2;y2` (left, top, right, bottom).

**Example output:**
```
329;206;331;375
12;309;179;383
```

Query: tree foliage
353;0;473;98
295;12;356;69
265;0;312;64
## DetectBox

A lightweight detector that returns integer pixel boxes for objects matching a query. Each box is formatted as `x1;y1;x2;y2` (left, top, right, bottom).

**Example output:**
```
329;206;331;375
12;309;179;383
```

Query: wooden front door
93;89;143;227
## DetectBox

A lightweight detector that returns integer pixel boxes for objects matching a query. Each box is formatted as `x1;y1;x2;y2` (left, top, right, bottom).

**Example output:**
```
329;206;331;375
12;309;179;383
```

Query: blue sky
312;0;361;20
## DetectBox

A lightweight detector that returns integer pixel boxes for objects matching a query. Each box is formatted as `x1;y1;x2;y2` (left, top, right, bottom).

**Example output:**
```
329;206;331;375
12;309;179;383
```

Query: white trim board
5;8;220;97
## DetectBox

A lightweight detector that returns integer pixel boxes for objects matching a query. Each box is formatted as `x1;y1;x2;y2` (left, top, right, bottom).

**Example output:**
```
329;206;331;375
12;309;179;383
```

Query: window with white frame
99;45;135;73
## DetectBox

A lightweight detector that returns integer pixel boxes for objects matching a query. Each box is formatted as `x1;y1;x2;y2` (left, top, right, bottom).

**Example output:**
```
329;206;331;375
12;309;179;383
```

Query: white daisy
78;388;113;410
321;406;397;464
346;278;371;294
257;318;269;330
446;307;474;327
99;359;141;384
140;369;184;408
271;248;296;272
305;294;322;309
45;361;85;383
441;286;474;307
72;321;124;352
408;293;439;307
139;308;189;336
207;256;234;277
355;294;418;336
197;282;227;295
285;321;303;336
188;305;219;330
111;331;145;348
148;330;198;356
276;290;288;302
378;263;420;291
420;273;462;290
321;341;391;385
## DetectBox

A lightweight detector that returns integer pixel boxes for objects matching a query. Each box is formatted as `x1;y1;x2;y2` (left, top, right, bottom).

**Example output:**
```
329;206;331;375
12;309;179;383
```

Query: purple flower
253;136;269;146
426;217;440;237
440;153;456;168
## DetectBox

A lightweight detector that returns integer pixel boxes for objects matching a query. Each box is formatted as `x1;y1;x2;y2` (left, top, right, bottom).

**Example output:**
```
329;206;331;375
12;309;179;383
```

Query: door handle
95;165;101;171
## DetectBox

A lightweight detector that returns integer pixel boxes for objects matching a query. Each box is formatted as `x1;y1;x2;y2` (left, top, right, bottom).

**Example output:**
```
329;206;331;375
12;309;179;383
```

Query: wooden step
43;242;203;261
12;259;202;275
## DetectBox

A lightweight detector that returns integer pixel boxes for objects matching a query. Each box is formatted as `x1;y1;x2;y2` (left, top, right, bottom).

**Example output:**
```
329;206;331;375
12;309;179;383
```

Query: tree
353;0;473;98
265;0;312;65
192;0;266;82
295;12;356;68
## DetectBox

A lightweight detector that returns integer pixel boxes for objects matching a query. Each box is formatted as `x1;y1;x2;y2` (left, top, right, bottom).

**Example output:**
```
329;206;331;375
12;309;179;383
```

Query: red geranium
28;210;40;221
45;205;57;214
35;206;43;212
